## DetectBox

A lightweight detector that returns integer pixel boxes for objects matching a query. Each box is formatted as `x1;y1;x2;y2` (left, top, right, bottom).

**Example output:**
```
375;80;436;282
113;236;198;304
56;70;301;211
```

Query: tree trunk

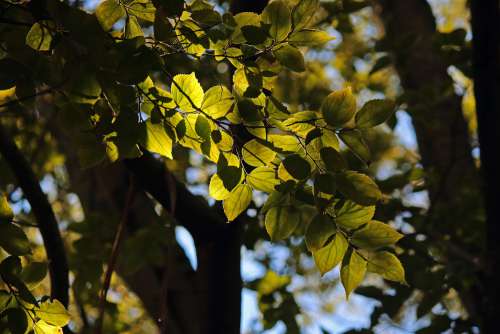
470;0;500;331
373;0;483;322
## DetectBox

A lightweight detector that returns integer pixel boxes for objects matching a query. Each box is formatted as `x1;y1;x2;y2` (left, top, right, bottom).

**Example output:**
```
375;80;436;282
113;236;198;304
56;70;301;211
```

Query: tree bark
373;0;483;322
0;123;69;308
470;0;500;331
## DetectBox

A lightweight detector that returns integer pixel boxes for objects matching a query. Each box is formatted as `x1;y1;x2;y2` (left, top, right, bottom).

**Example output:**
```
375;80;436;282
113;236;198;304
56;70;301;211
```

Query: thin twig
94;178;136;334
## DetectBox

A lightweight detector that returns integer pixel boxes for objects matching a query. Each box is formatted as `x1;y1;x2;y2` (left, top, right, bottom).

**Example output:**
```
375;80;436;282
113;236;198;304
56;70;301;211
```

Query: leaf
35;300;70;327
0;193;13;222
217;164;243;191
367;251;406;283
26;21;54;51
241;25;268;45
33;320;62;334
336;171;381;206
338;129;371;163
223;184;252;221
247;166;280;193
242;140;276;167
20;262;48;290
139;121;174;159
95;0;125;31
273;45;305;72
314;173;336;195
171;72;204;112
237;99;263;122
355;99;396;128
0;223;31;256
125;15;143;39
194;114;211;141
333;200;375;229
305;214;336;251
282;154;311;180
291;0;319;31
351;221;403;249
209;174;231;200
321;87;356;127
289;29;333;47
320;147;346;172
313;233;348;275
265;206;300;241
6;307;28;334
261;0;291;41
202;85;234;119
340;249;367;298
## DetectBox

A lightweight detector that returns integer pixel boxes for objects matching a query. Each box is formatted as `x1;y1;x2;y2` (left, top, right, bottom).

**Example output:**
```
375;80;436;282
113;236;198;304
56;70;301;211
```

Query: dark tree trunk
373;0;483;322
470;0;500;332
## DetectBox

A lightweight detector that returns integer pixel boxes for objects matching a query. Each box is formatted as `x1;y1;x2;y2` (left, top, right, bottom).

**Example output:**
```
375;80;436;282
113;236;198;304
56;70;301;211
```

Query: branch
0;123;69;307
95;178;136;334
124;153;228;243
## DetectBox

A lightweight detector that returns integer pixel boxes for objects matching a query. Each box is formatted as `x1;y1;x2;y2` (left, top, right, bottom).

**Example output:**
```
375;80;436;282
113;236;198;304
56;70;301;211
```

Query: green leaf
35;299;70;327
320;147;346;172
194;115;211;141
305;214;336;251
291;0;319;31
6;307;28;334
20;262;48;290
202;85;234;119
336;171;381;206
125;15;143;39
223;184;252;221
95;0;125;31
351;221;403;249
218;165;243;191
127;0;156;22
237;99;263;122
33;320;61;334
338;129;371;163
321;87;356;127
0;223;31;256
314;173;336;195
340;248;367;298
231;12;261;44
367;251;406;283
273;45;305;72
241;25;268;45
261;0;292;41
26;21;54;51
171;72;204;112
313;233;348;275
0;193;14;223
355;99;396;128
282;154;311;180
265;206;300;241
139;121;174;159
247;166;280;193
289;29;333;47
209;174;231;200
242;140;276;167
332;200;375;229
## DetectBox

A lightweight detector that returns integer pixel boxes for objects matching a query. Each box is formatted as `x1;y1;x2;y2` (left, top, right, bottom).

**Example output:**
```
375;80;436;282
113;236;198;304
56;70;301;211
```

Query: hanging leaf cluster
0;0;404;301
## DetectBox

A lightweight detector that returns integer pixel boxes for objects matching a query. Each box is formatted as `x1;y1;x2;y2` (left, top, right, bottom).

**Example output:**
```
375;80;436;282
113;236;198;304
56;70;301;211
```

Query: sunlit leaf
291;0;319;31
261;0;291;41
305;214;336;251
26;21;54;51
35;300;70;327
336;171;381;206
247;166;280;193
242;140;276;167
0;223;31;256
321;87;356;127
351;221;403;249
366;251;406;283
139;121;174;159
223;184;252;221
265;206;300;241
95;0;125;31
355;99;396;128
340;248;367;298
273;45;305;72
313;233;348;275
171;72;204;112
